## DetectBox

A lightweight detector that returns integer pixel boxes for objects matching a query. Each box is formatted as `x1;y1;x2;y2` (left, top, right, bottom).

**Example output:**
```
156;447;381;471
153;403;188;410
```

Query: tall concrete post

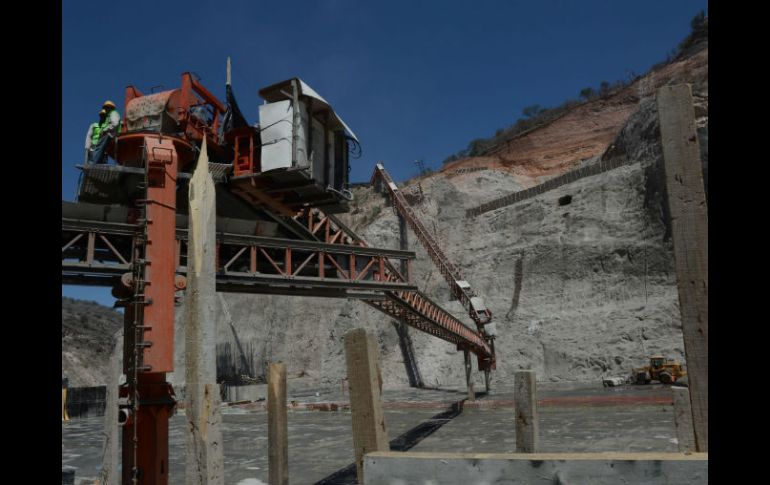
185;139;225;484
344;328;390;484
98;330;123;485
394;213;424;388
657;84;708;452
268;363;289;485
463;350;475;402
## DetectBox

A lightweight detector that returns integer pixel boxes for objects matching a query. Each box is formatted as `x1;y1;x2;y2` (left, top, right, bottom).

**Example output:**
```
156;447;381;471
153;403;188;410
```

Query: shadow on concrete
415;386;490;399
314;400;466;485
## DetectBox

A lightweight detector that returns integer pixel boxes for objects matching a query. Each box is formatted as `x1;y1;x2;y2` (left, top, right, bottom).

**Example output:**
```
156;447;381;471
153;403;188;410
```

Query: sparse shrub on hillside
442;153;464;166
522;104;545;119
579;87;595;100
441;96;590;165
439;77;642;167
467;138;493;157
440;11;707;166
690;10;707;33
678;10;708;56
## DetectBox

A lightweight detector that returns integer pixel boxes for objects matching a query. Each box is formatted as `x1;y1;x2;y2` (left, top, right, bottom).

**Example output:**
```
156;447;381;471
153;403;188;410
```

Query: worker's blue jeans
88;133;113;164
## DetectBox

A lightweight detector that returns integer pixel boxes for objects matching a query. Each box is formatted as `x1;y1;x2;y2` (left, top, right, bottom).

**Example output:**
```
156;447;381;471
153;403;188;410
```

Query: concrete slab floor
62;383;679;484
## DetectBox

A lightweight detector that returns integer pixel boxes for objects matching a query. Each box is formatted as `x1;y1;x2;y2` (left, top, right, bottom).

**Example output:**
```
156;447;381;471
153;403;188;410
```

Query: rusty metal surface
292;207;494;366
125;90;178;132
137;136;178;374
61;207;490;357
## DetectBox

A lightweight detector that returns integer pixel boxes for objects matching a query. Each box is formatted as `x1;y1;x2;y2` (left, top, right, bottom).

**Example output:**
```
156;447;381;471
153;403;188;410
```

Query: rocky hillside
62;297;122;387
169;51;705;392
64;36;707;393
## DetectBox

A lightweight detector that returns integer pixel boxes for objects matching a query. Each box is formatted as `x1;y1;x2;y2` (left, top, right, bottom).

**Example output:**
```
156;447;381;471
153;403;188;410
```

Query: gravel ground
62;383;679;484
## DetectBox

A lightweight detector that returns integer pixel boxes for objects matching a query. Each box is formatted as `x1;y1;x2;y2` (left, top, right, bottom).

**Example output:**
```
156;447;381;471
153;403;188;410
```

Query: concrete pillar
463;350;475;401
185;138;225;485
657;84;708;452
394;213;423;389
514;370;538;453
98;331;122;485
268;363;289;485
344;329;389;484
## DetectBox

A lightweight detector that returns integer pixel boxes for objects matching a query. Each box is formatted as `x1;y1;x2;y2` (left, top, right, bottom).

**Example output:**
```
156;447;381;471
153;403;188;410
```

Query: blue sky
62;0;707;306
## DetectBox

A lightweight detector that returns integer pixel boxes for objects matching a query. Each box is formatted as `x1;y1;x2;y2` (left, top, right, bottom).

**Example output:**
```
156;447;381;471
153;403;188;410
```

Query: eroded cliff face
41;40;687;393
169;83;705;392
63;43;707;391
66;82;706;394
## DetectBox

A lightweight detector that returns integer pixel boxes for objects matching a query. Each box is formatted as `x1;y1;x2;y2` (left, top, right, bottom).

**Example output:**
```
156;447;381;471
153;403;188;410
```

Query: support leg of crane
120;134;180;485
464;350;475;402
484;369;491;394
121;373;175;485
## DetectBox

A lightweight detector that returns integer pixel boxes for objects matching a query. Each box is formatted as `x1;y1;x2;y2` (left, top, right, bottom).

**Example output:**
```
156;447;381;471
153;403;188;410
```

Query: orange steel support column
122;136;179;485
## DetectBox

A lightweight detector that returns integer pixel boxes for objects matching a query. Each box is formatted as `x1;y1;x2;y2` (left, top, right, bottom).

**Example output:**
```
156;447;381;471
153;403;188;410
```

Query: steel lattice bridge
61;73;494;485
62;202;491;354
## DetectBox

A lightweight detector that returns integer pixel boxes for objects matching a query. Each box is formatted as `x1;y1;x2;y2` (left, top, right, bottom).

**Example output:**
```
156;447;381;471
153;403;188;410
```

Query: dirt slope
437;47;707;189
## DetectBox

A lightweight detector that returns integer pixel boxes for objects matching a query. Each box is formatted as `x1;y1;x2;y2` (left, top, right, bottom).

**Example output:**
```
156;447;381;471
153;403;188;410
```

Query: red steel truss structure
63;74;494;485
370;163;494;330
62;213;492;360
290;206;494;365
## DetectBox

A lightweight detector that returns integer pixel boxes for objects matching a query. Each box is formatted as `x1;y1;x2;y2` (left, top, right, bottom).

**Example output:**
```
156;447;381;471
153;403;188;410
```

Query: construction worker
88;100;122;164
84;109;106;164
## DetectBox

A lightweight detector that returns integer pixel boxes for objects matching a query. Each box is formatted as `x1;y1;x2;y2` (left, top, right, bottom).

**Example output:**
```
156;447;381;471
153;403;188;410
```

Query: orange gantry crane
62;71;493;484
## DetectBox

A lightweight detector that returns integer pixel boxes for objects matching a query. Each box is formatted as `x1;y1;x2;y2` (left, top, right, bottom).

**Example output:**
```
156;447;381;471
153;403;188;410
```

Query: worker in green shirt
87;100;122;164
84;109;106;164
